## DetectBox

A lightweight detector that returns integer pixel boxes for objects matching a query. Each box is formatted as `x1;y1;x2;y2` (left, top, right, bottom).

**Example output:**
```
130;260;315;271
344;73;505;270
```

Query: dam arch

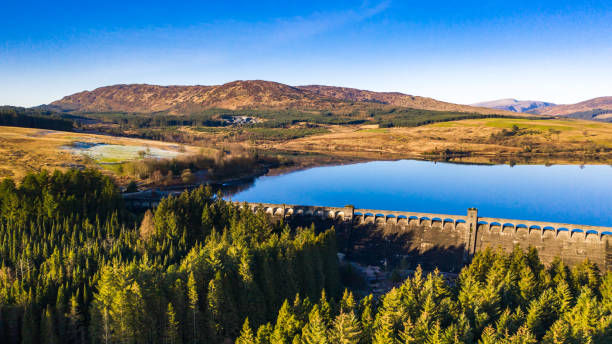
240;202;612;272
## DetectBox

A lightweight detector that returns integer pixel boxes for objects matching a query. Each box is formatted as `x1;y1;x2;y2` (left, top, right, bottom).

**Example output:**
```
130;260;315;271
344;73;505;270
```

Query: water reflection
219;178;256;197
228;160;612;227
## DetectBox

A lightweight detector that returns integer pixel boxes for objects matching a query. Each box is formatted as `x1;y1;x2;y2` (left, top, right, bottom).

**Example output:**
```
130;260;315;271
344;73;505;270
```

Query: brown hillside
51;81;342;114
50;80;513;115
534;96;612;116
297;85;514;115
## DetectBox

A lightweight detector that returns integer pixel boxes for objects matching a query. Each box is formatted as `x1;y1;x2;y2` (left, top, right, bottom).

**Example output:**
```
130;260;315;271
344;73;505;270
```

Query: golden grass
0;126;203;181
3;117;612;182
272;118;612;164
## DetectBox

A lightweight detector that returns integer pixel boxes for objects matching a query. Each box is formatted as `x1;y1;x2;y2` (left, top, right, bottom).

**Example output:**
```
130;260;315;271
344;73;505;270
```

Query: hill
49;80;513;116
471;98;555;113
297;84;510;115
534;96;612;119
49;81;342;113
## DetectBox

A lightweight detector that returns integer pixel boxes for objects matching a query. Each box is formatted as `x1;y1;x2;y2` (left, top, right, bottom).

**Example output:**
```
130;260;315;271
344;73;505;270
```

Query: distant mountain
532;97;612;120
48;80;514;116
471;98;555;113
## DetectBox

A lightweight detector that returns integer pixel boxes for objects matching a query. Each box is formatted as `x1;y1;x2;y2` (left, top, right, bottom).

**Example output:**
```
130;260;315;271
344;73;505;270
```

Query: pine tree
301;305;329;344
93;265;115;344
525;290;559;339
425;321;449;344
372;313;395;344
236;318;256;344
377;287;404;329
563;287;604;343
360;295;375;343
340;289;356;314
330;311;361;344
165;303;181;344
506;325;537;344
67;294;84;344
55;284;67;341
139;209;155;240
518;266;539;305
602;272;612;314
207;272;224;337
541;320;570;344
187;271;199;343
318;290;331;325
555;280;573;313
270;300;301;344
477;326;500;344
256;323;273;344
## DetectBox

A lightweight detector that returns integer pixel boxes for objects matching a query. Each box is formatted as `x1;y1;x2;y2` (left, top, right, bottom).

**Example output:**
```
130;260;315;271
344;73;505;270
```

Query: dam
241;203;612;272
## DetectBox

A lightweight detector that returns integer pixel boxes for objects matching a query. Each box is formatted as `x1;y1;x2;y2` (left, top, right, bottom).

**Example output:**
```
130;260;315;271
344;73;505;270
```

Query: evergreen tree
477;326;499;344
506;325;537;344
270;300;301;344
318;290;332;325
329;311;361;344
340;289;356;314
518;266;539;306
207;272;224;338
541;320;570;344
301;305;329;344
524;290;559;339
372;313;396;344
140;209;155;240
165;303;181;344
554;280;573;314
67;294;84;344
236;318;256;344
563;287;607;343
187;272;199;344
256;323;273;344
360;295;375;344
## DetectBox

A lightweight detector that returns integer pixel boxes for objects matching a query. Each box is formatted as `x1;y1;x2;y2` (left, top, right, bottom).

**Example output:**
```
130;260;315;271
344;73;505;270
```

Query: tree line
0;170;340;344
239;248;611;344
0;107;74;131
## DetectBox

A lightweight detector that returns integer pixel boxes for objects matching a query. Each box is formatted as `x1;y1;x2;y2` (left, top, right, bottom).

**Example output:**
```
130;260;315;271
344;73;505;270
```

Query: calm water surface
229;160;612;227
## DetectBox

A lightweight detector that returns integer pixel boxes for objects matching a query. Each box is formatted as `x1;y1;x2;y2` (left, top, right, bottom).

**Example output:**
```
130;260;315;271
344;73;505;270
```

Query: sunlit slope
273;118;612;163
535;96;612;117
0;126;201;180
49;80;517;116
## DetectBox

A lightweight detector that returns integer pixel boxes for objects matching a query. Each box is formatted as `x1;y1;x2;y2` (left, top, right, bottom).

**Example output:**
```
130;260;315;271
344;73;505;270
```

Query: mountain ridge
471;98;555;113
49;80;515;116
297;85;510;113
532;96;612;117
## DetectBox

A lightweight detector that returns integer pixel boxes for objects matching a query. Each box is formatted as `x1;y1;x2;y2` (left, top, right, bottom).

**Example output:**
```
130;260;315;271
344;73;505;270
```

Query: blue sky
1;0;611;107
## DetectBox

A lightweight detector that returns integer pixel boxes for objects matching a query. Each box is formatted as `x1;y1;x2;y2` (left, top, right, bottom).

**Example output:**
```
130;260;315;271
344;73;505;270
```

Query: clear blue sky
2;0;611;107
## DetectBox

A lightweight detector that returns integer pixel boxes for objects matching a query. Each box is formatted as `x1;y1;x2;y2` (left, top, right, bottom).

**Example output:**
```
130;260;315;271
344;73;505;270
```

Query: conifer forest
0;170;610;344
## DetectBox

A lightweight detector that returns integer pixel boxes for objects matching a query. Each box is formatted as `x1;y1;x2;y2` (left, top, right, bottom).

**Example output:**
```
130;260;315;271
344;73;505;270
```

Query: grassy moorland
73;99;612;166
0;126;293;187
0;126;203;182
270;117;612;164
2;115;612;187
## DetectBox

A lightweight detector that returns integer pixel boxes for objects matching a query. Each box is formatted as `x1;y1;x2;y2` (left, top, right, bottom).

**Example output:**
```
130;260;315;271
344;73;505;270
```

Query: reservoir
229;160;612;227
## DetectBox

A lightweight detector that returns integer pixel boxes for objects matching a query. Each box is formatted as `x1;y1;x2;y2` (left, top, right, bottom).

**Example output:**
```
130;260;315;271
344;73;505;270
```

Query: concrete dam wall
241;203;612;272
